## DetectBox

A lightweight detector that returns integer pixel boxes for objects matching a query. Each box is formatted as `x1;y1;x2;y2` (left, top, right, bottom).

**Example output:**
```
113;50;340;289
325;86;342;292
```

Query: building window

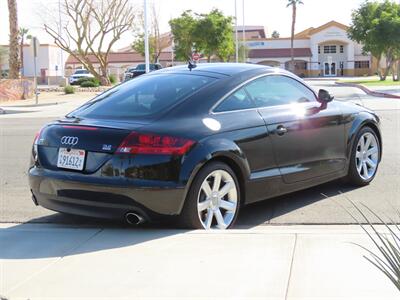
318;46;320;54
355;61;370;69
324;45;337;54
340;45;344;53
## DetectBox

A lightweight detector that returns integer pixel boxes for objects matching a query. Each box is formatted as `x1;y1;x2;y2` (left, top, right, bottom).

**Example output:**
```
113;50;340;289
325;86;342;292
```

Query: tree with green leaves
169;9;234;62
0;46;9;77
194;9;234;62
348;0;400;81
287;0;303;72
169;11;197;61
271;30;280;39
18;28;31;77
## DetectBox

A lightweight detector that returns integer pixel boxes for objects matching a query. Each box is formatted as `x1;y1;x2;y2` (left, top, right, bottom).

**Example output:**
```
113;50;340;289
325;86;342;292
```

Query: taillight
33;127;43;145
116;132;195;155
32;127;43;162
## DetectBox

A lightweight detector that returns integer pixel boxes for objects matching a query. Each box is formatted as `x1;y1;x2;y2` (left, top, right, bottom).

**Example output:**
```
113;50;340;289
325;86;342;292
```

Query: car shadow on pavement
0;180;360;260
236;179;358;228
0;217;187;260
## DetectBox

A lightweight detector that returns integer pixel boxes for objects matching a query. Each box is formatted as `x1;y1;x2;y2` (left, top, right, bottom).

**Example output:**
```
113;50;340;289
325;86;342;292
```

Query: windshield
69;73;216;119
74;70;89;74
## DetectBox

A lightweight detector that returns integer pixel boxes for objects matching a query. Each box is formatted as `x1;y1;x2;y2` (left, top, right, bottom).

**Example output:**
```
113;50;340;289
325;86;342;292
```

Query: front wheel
346;127;380;186
180;162;240;229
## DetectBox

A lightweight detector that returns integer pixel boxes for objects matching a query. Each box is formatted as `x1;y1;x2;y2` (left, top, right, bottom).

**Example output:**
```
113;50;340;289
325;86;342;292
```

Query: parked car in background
124;63;163;81
69;69;95;85
1;70;9;79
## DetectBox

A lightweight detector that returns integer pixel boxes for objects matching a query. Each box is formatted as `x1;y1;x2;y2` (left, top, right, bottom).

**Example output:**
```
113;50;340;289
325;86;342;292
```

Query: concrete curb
335;81;400;99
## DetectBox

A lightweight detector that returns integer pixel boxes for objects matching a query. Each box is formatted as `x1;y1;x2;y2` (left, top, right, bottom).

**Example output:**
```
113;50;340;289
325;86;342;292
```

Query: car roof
157;63;273;76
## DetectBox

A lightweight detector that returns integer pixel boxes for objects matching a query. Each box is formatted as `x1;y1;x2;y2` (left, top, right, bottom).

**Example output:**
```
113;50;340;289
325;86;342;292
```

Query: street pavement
0;83;399;226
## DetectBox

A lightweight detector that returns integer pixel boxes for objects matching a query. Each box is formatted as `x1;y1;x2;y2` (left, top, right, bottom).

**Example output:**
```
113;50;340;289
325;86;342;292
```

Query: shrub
64;85;75;94
80;80;99;88
109;74;117;84
77;77;100;86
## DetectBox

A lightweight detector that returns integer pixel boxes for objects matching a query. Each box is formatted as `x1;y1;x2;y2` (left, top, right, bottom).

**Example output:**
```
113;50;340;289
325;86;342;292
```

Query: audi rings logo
61;136;79;146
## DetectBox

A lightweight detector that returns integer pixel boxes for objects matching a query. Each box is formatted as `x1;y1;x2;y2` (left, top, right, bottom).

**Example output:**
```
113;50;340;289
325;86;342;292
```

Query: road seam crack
285;233;298;300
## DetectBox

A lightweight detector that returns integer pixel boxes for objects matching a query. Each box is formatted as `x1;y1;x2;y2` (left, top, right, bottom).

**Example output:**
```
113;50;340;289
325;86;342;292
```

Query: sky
0;0;372;50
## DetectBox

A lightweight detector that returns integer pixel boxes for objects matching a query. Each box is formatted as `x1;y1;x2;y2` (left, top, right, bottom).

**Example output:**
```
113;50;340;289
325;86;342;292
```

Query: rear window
70;74;216;119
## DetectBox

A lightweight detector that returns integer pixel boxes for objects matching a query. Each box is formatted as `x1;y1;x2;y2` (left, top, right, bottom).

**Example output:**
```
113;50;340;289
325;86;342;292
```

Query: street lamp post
242;0;246;62
144;0;150;73
235;0;238;63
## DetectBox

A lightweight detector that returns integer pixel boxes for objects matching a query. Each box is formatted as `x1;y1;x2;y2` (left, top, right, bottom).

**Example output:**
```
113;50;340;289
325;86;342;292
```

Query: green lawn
338;77;400;86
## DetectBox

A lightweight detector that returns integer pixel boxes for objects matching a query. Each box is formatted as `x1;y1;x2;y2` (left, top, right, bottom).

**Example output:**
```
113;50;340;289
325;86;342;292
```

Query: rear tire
180;162;240;229
346;126;380;186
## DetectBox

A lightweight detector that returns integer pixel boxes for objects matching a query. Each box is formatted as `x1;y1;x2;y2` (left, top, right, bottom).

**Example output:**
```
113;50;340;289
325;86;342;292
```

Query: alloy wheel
197;170;238;229
355;132;379;181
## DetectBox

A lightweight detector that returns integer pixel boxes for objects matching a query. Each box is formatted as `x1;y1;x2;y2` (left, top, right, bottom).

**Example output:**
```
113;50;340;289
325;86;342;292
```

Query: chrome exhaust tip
125;212;145;225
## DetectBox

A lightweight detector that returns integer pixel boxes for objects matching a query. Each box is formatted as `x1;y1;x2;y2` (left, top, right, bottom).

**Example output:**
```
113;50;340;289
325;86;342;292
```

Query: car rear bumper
29;166;186;222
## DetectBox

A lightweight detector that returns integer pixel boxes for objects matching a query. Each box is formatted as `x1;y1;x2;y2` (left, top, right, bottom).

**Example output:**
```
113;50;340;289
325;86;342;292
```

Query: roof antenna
188;57;197;71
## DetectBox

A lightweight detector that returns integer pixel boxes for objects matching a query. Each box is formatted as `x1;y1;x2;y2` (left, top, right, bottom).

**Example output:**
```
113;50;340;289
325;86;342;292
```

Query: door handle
276;125;288;136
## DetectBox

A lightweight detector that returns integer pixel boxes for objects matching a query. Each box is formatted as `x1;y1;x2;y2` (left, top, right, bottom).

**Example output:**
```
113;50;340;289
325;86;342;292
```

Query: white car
69;69;94;85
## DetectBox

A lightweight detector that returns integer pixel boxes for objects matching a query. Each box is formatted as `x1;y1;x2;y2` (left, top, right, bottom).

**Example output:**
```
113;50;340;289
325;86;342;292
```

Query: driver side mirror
318;89;334;104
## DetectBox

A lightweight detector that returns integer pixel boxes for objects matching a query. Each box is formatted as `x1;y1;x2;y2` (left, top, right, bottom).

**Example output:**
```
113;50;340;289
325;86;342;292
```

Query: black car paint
29;63;382;222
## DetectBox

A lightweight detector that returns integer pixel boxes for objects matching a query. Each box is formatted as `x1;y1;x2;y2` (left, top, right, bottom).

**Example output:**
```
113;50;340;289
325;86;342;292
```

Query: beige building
246;21;377;77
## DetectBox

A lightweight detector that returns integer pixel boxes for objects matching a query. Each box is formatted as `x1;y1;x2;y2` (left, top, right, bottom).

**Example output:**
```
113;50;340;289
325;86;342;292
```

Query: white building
246;21;376;77
1;43;68;85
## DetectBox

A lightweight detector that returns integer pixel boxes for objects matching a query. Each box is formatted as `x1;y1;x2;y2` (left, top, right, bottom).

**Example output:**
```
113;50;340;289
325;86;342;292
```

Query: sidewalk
1;223;398;300
0;92;96;119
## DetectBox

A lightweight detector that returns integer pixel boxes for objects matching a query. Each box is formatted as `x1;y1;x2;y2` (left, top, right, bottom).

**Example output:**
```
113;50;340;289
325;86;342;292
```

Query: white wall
22;45;68;78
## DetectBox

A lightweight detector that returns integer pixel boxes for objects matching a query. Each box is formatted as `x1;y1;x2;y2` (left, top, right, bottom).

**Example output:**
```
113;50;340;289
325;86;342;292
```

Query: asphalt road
1;83;399;228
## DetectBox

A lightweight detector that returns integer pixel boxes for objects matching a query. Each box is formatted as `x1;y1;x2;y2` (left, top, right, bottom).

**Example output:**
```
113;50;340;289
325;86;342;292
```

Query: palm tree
0;46;9;77
287;0;303;73
7;0;19;79
18;28;30;77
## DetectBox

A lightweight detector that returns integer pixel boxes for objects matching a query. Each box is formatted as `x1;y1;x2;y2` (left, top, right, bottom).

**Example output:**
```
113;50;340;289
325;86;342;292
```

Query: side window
245;75;317;108
214;88;255;112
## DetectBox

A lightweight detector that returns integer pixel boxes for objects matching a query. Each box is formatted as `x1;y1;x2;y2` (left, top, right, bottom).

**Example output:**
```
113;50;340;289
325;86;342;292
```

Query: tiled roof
248;48;312;59
65;51;173;64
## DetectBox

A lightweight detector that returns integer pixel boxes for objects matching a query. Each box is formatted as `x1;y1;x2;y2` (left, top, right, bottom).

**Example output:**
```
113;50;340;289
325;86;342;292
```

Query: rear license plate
57;148;85;171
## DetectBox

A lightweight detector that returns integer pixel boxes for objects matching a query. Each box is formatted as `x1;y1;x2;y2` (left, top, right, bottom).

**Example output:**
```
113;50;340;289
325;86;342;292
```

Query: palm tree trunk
20;35;24;77
7;0;19;79
290;4;296;73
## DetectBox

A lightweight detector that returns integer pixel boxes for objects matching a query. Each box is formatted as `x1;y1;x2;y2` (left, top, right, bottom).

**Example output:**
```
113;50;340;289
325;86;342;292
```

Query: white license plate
57;148;86;171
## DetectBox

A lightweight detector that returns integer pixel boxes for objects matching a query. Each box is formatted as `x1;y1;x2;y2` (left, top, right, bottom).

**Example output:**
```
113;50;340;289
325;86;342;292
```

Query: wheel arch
178;141;251;214
346;112;382;161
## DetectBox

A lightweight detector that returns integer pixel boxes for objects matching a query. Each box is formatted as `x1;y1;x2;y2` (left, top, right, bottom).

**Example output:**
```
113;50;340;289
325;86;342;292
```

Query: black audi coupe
29;63;382;229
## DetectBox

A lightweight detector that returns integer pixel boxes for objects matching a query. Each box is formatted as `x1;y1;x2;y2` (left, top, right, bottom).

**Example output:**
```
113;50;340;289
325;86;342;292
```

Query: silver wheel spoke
357;161;363;172
201;181;212;198
364;135;372;150
366;158;376;169
356;151;362;158
219;200;236;211
212;172;222;192
214;209;227;229
218;180;234;198
367;147;378;156
204;209;213;229
362;162;368;176
198;199;211;212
